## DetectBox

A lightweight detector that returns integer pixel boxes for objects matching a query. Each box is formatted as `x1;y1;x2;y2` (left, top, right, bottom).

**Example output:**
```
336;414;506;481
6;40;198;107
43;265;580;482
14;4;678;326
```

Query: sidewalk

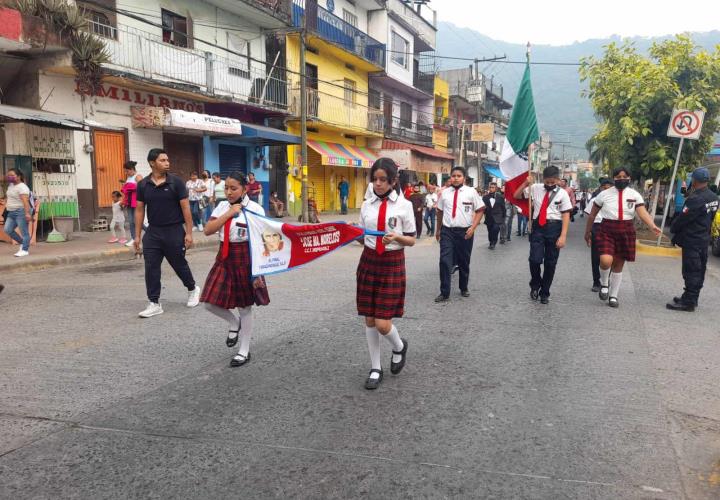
0;210;364;274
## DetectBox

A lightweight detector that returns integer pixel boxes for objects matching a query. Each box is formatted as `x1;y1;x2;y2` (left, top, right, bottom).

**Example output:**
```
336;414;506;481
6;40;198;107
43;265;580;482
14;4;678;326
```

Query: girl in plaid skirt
201;171;268;367
358;158;416;390
584;166;660;308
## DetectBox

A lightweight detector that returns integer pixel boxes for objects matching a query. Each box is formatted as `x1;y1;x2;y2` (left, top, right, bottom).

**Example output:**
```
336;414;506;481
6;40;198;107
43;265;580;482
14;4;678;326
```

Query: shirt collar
371;189;398;203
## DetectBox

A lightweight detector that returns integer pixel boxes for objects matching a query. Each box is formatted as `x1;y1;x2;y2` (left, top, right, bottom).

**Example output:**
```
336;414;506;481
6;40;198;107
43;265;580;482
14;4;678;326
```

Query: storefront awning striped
307;140;379;168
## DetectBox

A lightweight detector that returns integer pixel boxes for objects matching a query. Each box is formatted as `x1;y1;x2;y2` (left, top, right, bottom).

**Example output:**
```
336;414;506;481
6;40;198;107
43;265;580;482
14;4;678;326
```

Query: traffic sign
667;109;704;140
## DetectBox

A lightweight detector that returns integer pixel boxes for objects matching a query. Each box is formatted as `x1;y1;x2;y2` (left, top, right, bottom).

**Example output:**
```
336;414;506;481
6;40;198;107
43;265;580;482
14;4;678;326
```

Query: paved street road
1;221;719;499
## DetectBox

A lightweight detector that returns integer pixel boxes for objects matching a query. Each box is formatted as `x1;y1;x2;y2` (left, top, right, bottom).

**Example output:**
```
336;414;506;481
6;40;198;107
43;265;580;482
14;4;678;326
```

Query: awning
241;123;300;145
483;164;506;180
0;103;85;130
307;140;379;168
382;140;455;160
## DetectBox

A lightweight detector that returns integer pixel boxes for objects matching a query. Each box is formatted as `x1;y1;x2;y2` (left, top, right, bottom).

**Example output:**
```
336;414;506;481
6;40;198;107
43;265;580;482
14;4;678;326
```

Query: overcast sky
437;0;720;46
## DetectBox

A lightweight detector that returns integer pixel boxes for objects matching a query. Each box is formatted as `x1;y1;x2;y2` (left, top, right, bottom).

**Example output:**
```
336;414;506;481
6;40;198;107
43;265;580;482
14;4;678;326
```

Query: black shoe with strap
226;317;241;347
365;369;383;390
390;339;408;375
230;353;251;367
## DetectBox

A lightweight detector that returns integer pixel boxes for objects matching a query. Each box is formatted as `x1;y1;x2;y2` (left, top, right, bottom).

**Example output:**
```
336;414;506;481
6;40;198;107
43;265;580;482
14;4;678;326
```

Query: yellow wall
434;76;449;119
432;128;448;151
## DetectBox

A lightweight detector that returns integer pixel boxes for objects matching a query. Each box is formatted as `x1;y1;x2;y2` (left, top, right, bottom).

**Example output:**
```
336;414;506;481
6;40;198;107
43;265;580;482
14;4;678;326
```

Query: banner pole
657;136;684;246
526;42;534;234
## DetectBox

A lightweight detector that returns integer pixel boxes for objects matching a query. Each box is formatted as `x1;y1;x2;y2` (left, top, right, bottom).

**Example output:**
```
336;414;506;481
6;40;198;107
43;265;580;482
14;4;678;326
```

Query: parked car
712;209;720;256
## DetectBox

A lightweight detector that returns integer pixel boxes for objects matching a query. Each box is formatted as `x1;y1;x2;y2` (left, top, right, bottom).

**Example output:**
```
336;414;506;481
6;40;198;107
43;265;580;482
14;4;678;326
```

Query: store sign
76;83;204;113
166;109;242;134
471;123;494;142
27;125;74;160
32;172;76;198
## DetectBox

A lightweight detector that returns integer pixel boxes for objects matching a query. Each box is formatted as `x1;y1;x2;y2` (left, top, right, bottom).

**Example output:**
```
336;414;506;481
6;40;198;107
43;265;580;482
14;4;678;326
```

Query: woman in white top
3;168;32;257
200;171;269;367
584;166;661;307
201;170;215;225
186;171;206;231
357;158;416;390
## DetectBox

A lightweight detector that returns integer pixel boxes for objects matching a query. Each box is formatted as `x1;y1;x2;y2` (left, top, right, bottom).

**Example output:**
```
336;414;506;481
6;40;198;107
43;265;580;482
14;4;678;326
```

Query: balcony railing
413;69;434;95
386;0;437;49
289;87;384;134
242;0;292;22
86;21;289;112
385;115;433;145
292;0;385;68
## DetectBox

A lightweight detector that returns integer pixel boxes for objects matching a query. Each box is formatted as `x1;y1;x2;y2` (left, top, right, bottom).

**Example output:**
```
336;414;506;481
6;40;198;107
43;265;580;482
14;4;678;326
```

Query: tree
580;35;720;216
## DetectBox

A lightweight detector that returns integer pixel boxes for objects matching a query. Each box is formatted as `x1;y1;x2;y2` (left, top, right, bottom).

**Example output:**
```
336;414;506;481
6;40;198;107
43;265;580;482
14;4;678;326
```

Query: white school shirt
360;189;415;251
593;187;644;221
585;195;603;223
436;185;484;228
527;184;573;221
211;196;264;242
425;192;438;209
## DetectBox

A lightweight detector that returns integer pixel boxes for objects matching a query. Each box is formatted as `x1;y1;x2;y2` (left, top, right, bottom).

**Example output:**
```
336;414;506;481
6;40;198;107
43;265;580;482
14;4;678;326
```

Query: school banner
244;210;382;277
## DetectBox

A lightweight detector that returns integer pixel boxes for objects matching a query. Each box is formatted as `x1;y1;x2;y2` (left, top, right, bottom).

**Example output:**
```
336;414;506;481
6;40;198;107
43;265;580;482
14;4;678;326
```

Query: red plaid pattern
356;246;406;319
596;219;637;262
200;243;270;309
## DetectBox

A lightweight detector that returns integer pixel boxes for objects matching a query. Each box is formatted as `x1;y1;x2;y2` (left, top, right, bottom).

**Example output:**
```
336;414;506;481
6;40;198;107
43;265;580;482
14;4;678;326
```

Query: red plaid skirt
596;219;637;261
200;242;269;309
356;246;406;319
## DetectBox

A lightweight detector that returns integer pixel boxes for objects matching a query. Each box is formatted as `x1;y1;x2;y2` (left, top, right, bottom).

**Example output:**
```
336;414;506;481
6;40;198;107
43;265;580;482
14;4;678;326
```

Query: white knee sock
204;303;239;335
366;326;381;377
600;267;610;287
382;325;404;363
237;306;253;356
609;272;622;298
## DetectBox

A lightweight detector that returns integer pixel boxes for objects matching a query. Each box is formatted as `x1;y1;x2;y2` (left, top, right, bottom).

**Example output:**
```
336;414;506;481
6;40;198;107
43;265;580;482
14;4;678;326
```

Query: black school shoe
365;369;383;390
591;283;601;292
666;301;695;312
461;290;470;298
390;339;408;375
530;288;540;301
434;294;449;303
540;296;549;304
230;353;251;367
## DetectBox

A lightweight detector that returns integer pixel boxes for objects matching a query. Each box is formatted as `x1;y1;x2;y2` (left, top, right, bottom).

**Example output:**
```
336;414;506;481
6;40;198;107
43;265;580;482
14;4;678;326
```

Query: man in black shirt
134;148;200;318
666;167;719;312
482;182;505;249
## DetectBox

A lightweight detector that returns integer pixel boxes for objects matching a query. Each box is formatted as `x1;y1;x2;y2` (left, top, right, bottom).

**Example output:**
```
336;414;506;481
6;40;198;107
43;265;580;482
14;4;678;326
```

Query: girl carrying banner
201;171;269;367
358;158;416;390
584;166;661;308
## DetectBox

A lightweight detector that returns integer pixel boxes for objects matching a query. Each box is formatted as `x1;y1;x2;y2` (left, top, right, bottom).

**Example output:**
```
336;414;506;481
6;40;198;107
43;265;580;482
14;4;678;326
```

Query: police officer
666;167;719;312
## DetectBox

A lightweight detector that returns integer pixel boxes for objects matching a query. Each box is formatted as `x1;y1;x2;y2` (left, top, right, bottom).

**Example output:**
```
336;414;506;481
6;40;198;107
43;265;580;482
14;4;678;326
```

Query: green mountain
436;23;720;157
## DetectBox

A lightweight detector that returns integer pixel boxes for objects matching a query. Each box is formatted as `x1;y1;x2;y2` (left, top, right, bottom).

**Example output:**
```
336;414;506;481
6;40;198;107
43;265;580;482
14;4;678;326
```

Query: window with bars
391;31;409;69
368;89;381;110
88;11;115;39
162;9;188;48
400;102;412;128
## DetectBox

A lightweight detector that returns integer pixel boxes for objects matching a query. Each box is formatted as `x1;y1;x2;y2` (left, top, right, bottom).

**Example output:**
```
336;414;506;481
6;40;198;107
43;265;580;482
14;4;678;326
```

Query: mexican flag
499;61;539;216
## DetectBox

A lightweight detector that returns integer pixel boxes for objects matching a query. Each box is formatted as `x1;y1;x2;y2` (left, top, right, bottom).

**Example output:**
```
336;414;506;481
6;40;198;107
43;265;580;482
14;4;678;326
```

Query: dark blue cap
691;167;710;183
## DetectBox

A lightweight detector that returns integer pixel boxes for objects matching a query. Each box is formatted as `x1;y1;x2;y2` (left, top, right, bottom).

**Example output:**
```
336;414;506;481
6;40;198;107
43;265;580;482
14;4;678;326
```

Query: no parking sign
667;109;705;140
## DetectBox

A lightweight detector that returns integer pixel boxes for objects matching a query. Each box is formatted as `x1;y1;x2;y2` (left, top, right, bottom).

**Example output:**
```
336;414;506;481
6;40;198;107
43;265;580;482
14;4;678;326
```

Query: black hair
489;181;497;187
370;157;399;184
612;166;631;177
710;184;718;194
543;166;560;178
112;190;122;197
6;168;17;175
123;160;137;171
212;172;221;178
226;171;248;186
147;148;167;162
451;166;467;177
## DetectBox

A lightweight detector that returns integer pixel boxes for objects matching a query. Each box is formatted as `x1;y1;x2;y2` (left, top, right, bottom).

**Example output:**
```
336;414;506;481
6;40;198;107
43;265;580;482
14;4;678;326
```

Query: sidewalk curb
636;240;682;258
1;239;218;274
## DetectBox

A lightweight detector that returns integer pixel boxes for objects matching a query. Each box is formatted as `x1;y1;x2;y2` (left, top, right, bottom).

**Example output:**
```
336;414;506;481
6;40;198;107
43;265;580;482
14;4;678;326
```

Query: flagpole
526;42;534;234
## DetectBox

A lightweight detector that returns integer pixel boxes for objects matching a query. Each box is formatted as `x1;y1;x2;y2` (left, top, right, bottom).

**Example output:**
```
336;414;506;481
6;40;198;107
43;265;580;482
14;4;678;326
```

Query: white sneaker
139;302;163;318
125;240;135;247
187;287;201;307
198;223;203;231
14;250;29;257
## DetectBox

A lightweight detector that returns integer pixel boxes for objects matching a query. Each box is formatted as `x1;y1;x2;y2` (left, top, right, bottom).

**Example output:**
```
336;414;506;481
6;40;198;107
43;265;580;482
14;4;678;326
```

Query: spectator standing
212;173;226;204
186;171;206;231
409;184;425;238
423;185;438;236
246;172;262;204
269;191;285;218
2;168;32;257
338;176;349;214
560;179;577;222
504;200;515;242
201;170;215;225
134;148;200;318
121;161;143;248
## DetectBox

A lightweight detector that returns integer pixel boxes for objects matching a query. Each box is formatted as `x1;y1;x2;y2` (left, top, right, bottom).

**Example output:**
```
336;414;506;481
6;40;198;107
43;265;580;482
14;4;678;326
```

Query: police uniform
669;186;719;307
357;189;415;319
437;185;484;298
200;196;268;309
526;184;572;298
137;173;196;304
593;186;644;261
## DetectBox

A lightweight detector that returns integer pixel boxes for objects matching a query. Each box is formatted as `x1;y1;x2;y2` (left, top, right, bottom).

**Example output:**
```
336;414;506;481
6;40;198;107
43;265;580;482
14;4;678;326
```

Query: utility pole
299;29;308;223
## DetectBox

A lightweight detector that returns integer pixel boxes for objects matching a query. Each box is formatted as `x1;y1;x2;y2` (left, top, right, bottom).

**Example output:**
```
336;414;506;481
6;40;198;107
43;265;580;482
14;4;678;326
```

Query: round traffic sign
671;111;701;137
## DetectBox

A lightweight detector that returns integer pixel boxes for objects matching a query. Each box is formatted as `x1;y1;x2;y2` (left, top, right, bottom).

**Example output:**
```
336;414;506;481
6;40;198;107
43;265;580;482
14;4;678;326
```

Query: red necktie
452;187;460;218
617;189;624;220
221;218;232;260
376;197;388;255
538;190;550;226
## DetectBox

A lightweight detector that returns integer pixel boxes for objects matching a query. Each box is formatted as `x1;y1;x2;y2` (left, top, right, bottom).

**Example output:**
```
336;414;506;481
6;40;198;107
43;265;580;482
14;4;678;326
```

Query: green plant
13;0;107;96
